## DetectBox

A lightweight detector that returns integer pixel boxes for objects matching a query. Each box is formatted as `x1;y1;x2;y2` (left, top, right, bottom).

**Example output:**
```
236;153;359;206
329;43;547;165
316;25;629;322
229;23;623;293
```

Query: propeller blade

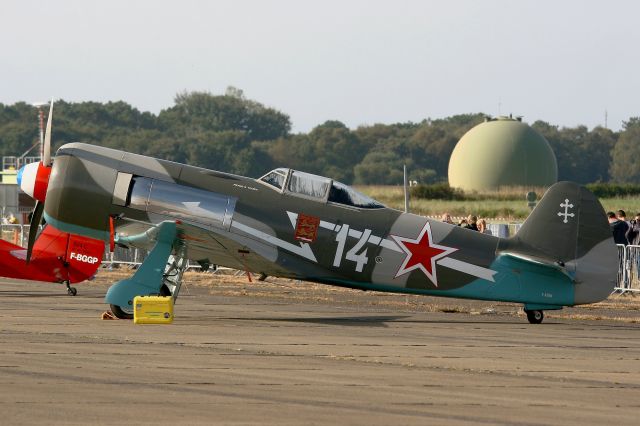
26;201;45;263
43;100;53;166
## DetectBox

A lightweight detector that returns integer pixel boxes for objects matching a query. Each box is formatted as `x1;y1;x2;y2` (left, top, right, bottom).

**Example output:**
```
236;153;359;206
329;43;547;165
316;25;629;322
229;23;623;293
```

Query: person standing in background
608;211;629;245
478;218;492;235
441;213;454;224
464;215;479;231
617;210;629;226
626;213;640;246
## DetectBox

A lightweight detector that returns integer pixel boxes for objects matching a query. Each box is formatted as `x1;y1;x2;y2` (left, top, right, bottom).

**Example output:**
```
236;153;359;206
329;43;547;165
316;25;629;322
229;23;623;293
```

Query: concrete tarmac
1;277;639;425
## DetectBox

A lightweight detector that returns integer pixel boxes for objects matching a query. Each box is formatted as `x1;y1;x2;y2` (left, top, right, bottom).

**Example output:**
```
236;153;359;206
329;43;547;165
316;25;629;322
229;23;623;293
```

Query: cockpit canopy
258;168;385;209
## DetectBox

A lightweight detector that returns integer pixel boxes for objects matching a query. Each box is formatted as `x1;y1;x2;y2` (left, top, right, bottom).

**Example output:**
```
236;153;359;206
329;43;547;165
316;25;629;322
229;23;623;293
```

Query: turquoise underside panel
43;213;109;241
317;255;574;308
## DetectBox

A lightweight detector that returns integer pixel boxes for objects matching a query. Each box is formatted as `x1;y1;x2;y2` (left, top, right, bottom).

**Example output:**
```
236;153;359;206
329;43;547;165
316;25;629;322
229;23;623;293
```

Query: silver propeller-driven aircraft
19;103;618;323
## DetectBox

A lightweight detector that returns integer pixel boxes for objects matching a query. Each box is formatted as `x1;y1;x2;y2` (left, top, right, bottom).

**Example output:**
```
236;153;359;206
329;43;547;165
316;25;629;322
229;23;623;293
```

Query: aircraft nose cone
19;162;40;198
17;165;24;187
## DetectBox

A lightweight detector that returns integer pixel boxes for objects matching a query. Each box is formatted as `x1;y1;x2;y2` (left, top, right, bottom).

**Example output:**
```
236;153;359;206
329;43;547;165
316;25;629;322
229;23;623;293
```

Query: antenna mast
32;101;48;162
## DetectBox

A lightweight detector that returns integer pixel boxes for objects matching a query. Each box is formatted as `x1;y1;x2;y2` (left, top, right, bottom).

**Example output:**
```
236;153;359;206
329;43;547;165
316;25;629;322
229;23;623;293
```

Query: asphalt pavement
1;277;639;425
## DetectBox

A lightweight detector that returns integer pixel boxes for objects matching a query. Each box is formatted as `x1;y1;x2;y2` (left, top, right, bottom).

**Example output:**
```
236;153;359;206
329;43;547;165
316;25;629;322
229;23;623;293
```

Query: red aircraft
0;224;105;295
2;101;105;295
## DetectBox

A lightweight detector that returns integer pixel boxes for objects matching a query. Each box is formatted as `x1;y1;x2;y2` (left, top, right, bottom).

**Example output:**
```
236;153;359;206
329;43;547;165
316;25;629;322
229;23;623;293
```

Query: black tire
67;287;77;296
525;309;544;324
110;304;133;320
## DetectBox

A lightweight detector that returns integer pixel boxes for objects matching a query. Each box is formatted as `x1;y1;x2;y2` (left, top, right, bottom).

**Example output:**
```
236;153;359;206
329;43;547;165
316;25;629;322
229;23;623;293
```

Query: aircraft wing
114;217;298;278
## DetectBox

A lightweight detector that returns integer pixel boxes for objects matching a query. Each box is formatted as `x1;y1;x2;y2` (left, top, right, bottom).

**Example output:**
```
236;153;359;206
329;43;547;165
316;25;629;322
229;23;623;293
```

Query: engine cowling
41;144;119;241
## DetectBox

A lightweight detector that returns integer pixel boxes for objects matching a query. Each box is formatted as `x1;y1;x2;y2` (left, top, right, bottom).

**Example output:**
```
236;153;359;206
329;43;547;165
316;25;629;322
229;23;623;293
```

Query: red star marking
390;222;457;287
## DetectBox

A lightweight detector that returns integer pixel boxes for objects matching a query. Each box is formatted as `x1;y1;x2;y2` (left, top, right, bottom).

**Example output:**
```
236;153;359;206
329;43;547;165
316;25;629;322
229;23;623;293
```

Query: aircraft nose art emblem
294;213;320;242
390;222;457;286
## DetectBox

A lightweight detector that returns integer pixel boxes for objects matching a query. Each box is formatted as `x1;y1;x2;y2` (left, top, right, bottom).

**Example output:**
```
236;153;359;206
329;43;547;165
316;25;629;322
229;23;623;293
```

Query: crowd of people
440;209;640;245
441;213;492;235
608;209;640;246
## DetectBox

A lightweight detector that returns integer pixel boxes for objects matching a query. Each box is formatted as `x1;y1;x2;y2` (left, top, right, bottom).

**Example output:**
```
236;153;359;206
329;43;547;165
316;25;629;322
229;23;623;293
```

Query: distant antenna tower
32;101;48;157
604;109;608;129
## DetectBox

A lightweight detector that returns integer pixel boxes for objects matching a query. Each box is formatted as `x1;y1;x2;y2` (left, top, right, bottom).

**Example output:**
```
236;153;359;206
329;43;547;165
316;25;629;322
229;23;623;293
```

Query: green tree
354;151;404;184
0;95;625;187
307;120;363;182
533;121;618;183
532;121;577;182
610;118;640;182
159;90;290;141
267;121;363;182
0;102;40;157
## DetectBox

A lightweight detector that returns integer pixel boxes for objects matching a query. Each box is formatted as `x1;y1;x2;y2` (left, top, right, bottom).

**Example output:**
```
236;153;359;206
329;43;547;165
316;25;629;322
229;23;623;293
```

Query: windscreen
259;168;288;190
328;181;385;209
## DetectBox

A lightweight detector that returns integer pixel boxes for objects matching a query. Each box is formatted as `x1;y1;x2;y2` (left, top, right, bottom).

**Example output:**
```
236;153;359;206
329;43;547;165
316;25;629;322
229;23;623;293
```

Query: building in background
1;156;39;223
448;116;557;192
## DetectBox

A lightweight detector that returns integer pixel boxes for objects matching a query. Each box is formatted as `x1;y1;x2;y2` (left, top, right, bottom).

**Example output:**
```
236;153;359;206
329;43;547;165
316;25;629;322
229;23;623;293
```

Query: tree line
0;89;637;185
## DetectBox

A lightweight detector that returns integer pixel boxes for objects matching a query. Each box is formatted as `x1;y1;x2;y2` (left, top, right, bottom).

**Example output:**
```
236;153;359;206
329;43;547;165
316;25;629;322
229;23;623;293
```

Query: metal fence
487;223;522;238
0;224;28;247
102;245;147;267
1;223;639;292
616;244;640;294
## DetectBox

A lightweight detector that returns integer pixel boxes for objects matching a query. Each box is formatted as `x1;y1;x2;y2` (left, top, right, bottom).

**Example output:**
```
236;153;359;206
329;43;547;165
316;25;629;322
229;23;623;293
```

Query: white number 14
332;225;372;272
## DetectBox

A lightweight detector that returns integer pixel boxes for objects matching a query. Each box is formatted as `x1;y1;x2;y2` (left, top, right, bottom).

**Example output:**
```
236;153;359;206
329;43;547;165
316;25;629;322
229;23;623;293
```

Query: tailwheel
65;281;77;296
525;309;544;324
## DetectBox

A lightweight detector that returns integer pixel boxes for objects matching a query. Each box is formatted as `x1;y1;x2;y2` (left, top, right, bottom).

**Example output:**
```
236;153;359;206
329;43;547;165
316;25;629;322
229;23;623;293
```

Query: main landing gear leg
105;221;179;319
161;254;188;301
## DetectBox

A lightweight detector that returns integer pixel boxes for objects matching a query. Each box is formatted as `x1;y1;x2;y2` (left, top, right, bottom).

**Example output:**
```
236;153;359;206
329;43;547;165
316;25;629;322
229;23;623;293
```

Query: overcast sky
1;0;638;132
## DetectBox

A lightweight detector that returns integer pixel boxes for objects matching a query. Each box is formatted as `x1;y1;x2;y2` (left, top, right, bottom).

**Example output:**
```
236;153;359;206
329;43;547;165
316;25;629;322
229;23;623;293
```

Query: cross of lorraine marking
558;199;575;223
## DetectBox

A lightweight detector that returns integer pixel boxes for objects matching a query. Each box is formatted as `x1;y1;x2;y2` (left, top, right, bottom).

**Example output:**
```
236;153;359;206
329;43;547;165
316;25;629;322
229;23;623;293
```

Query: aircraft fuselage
42;143;618;311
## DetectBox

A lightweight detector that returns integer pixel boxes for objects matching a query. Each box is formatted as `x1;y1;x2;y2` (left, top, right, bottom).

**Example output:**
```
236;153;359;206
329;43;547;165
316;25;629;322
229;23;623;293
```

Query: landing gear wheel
525;309;544;324
64;281;77;296
110;304;133;320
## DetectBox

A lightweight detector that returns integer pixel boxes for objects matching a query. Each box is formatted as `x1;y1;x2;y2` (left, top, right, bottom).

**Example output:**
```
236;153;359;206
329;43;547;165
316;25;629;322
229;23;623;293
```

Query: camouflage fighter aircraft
19;109;618;322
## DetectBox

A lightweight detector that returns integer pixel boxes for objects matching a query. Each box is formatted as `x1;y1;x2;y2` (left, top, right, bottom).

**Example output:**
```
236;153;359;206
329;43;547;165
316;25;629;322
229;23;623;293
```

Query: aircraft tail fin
507;182;612;262
499;181;618;303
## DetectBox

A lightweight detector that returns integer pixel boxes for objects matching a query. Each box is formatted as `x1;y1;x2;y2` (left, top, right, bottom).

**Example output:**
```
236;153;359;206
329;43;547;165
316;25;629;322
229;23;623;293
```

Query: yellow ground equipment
133;295;174;324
